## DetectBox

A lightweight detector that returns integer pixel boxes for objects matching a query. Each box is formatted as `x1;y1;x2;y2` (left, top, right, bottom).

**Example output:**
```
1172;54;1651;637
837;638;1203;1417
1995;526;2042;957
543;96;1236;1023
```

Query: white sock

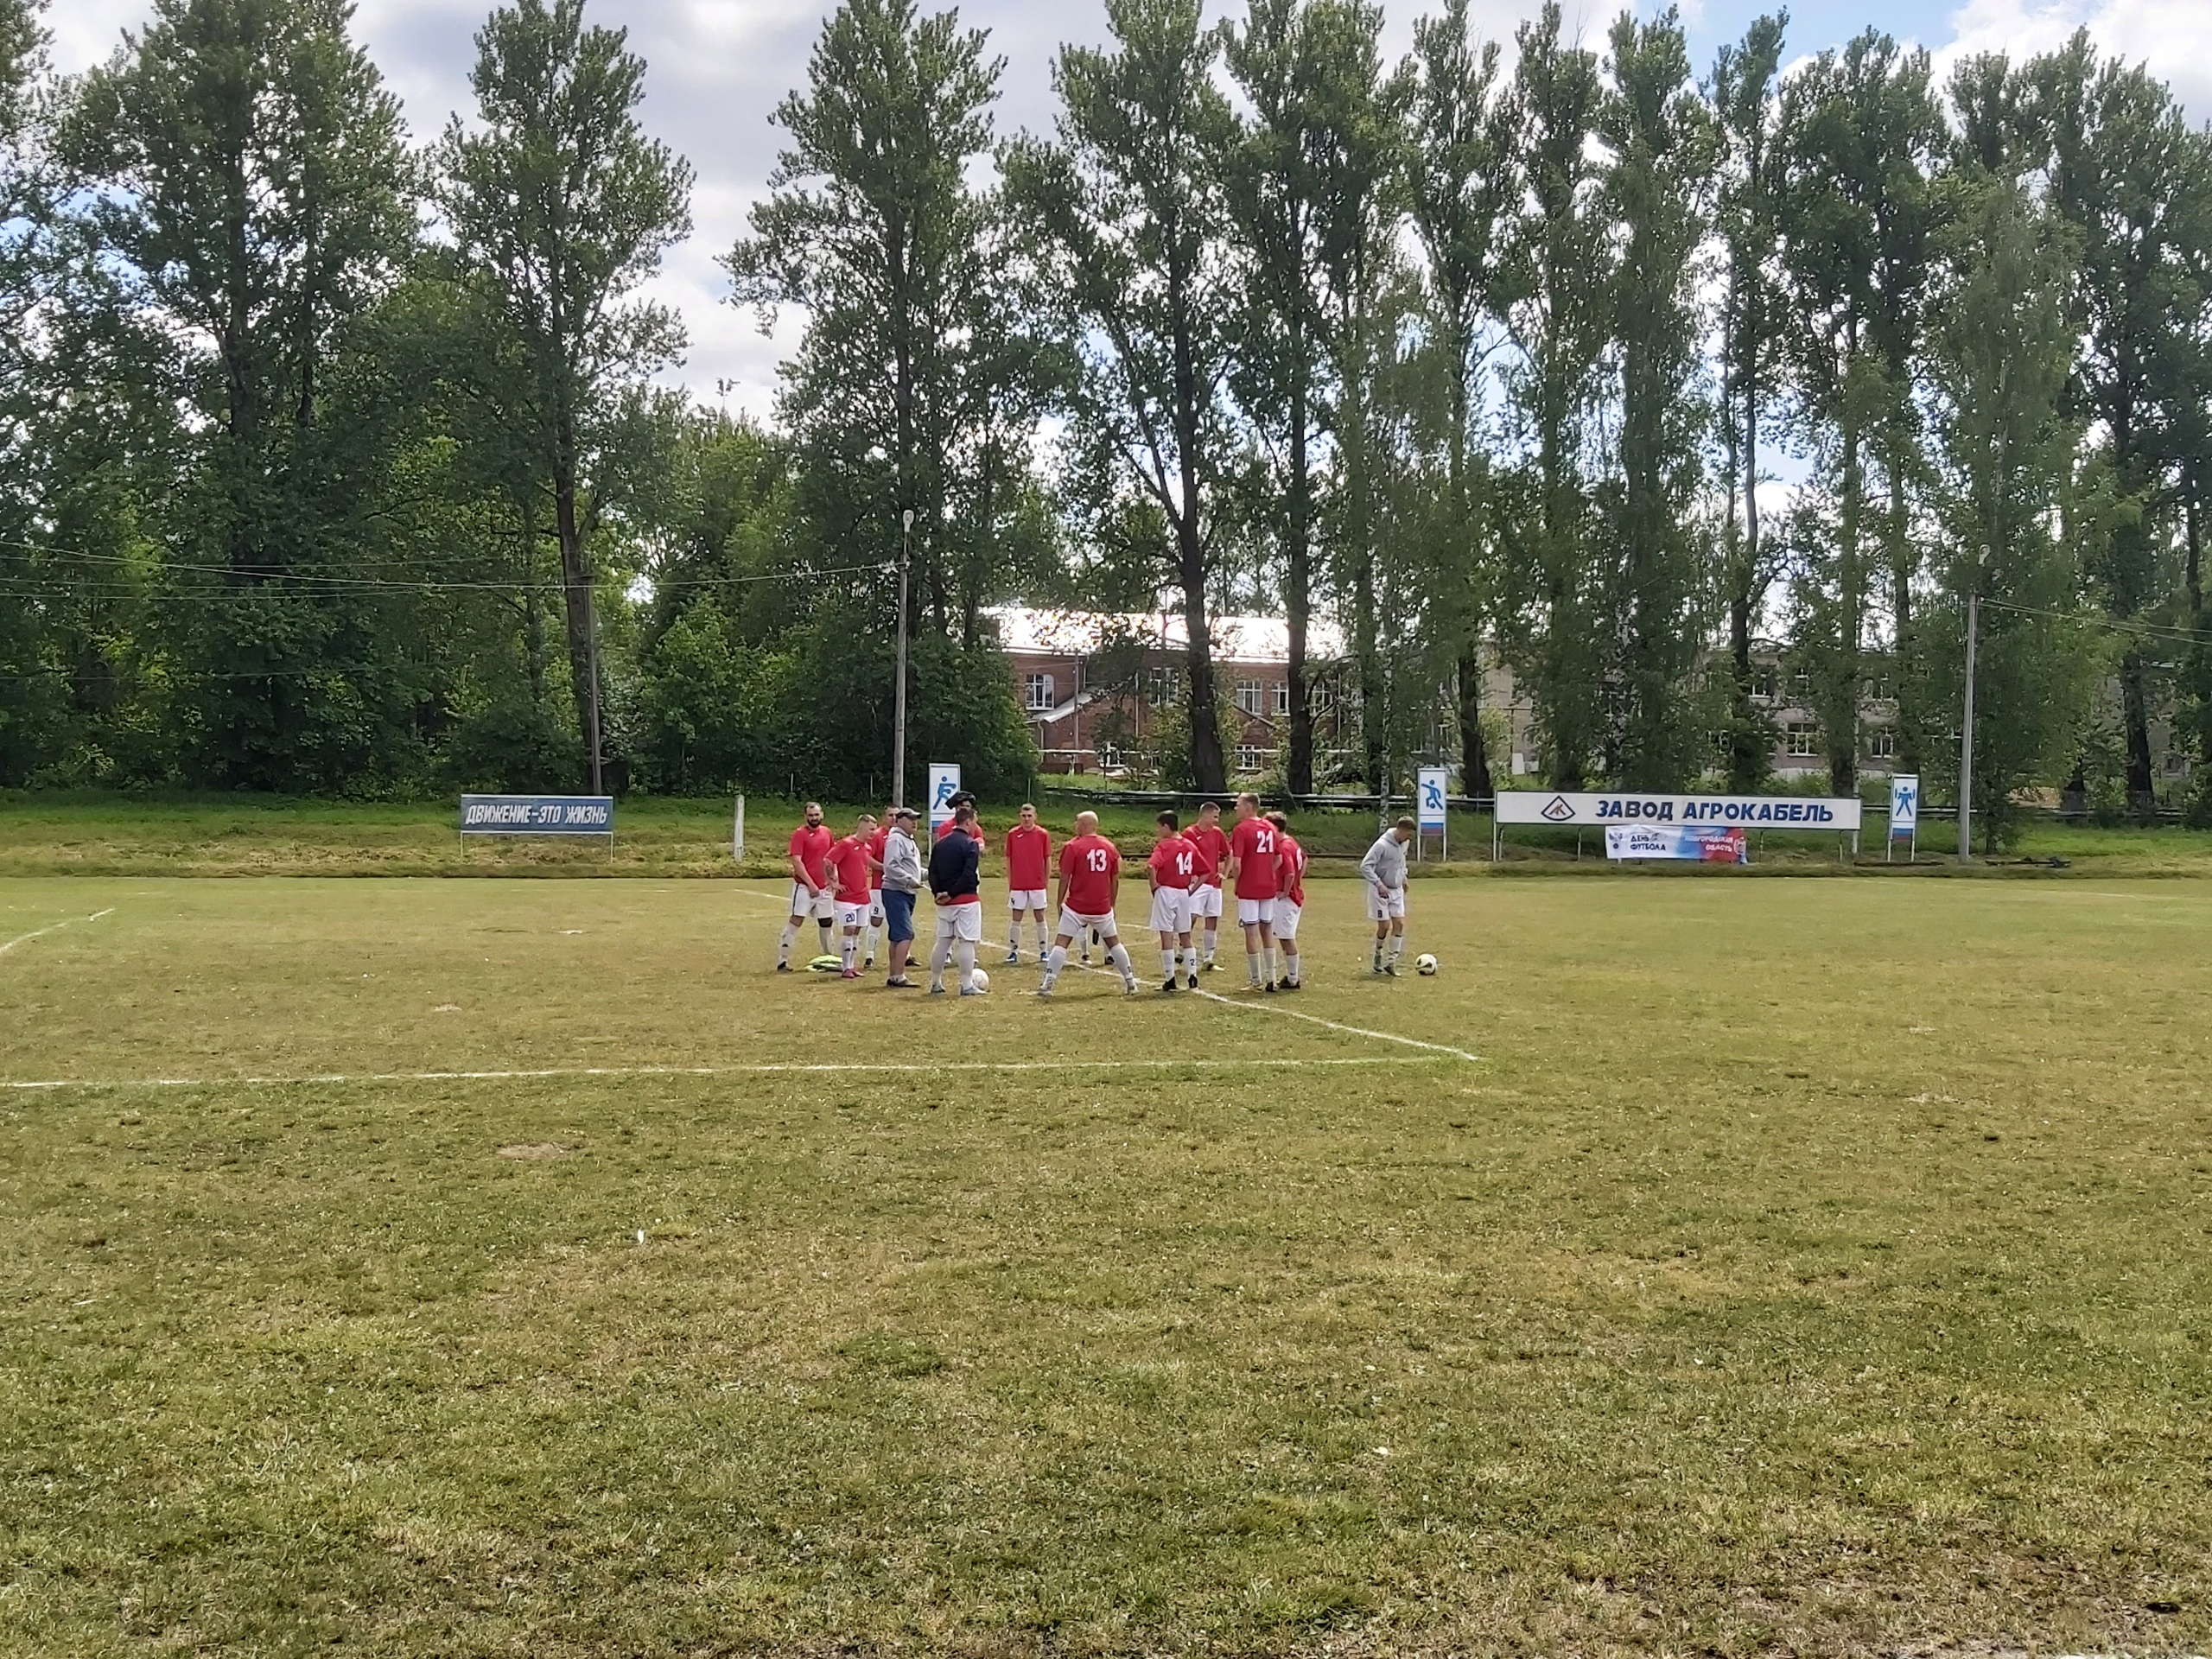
779;921;800;963
1160;950;1175;978
1108;944;1135;987
1283;951;1299;983
817;920;832;956
1262;945;1274;983
955;938;976;987
1202;931;1216;963
1389;934;1406;963
928;938;950;991
1008;918;1022;953
1247;951;1262;985
1041;944;1067;991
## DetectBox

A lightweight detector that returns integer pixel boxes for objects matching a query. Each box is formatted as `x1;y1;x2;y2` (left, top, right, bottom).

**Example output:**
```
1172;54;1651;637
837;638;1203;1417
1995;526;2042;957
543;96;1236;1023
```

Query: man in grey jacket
879;807;925;988
1361;817;1415;976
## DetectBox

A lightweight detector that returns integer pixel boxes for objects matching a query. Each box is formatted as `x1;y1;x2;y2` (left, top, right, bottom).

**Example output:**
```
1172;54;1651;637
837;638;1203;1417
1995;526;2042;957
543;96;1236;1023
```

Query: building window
1148;666;1178;703
1309;681;1333;710
1233;746;1265;775
1025;673;1054;712
1792;666;1811;696
1273;683;1291;716
1866;728;1895;760
1751;668;1777;702
1785;722;1819;757
1236;678;1262;715
1097;743;1123;771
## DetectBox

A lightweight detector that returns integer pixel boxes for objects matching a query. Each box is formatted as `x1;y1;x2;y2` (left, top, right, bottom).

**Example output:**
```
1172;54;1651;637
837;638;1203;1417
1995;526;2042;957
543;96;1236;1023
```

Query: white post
732;794;745;862
893;509;913;807
1959;591;1979;862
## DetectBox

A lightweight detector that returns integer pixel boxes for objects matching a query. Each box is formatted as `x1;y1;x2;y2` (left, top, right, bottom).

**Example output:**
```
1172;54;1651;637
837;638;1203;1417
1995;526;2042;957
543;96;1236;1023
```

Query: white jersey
1360;831;1408;891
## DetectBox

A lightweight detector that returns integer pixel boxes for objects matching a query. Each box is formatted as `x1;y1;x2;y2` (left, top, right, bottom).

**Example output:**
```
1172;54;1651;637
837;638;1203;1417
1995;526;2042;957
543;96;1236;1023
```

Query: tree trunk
1456;652;1491;801
553;408;601;794
1888;452;1917;778
1829;419;1863;799
2121;645;2155;815
1166;225;1224;795
1286;354;1313;796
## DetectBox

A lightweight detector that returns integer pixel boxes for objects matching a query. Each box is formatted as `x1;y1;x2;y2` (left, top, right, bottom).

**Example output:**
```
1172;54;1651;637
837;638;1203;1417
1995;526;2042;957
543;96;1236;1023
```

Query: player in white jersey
1361;816;1415;976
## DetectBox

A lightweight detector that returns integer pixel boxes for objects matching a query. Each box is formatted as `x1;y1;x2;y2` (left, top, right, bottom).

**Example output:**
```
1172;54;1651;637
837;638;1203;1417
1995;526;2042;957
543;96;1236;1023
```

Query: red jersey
828;835;874;906
1187;823;1230;888
1148;834;1199;892
1004;823;1051;890
935;817;988;852
865;824;889;885
787;823;833;887
1058;833;1121;916
1277;832;1306;906
1230;816;1281;900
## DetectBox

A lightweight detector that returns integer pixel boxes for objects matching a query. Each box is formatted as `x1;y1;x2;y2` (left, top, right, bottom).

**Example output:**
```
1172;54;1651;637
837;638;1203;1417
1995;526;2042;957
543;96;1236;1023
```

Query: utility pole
584;568;604;797
1957;587;1979;862
893;507;914;807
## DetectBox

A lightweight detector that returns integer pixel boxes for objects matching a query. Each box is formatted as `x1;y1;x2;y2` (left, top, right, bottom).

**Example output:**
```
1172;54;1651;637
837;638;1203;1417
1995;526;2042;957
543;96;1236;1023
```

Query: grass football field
3;874;2209;1656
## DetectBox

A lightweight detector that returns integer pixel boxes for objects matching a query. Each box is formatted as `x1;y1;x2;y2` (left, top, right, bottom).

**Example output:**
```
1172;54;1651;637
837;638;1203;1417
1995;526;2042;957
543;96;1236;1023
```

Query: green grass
7;788;2212;879
4;876;2211;1654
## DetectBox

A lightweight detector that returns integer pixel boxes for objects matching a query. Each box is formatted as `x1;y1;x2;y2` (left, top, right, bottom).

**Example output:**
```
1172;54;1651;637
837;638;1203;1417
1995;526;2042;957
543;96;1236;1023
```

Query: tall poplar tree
1221;0;1325;793
1709;13;1787;791
1599;6;1711;789
1402;0;1510;800
437;0;692;792
1007;0;1236;793
1496;1;1610;789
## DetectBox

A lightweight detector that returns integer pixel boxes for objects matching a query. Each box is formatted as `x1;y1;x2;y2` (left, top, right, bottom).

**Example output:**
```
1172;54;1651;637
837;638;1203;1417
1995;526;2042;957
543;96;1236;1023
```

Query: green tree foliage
1495;2;1610;790
1006;0;1237;796
1922;154;2094;850
1709;13;1787;792
1599;7;1712;790
436;0;692;791
64;0;423;790
1400;0;1510;800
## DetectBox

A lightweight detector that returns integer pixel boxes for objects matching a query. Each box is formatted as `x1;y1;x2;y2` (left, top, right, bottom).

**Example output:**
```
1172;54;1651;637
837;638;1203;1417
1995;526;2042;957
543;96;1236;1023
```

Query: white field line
1001;943;1483;1065
2;1055;1447;1094
0;907;115;957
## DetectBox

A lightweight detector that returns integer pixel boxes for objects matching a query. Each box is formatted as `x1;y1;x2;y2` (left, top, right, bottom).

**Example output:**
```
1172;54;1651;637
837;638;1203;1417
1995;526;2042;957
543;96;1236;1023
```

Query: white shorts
1058;906;1117;942
1366;886;1408;921
790;882;832;921
1272;899;1302;940
1190;886;1224;919
1236;896;1276;927
1148;887;1192;936
869;889;884;925
933;902;982;942
1008;887;1048;912
836;899;870;931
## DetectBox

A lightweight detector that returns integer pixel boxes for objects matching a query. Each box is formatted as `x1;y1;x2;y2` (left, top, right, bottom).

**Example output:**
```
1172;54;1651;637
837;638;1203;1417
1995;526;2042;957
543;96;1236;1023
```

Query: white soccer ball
967;968;990;993
1415;953;1439;976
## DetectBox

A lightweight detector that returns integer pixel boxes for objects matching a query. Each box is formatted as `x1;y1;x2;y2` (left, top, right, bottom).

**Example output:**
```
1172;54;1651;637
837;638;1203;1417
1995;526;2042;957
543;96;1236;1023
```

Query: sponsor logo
1541;795;1574;822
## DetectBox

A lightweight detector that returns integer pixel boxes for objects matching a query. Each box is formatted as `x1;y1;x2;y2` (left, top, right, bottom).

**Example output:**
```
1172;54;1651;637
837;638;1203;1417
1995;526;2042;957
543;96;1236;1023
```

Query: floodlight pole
1957;589;1979;862
893;507;914;807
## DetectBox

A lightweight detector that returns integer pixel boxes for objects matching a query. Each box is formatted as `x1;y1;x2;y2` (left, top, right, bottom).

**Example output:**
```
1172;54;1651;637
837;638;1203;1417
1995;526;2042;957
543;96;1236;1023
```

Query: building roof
986;606;1345;665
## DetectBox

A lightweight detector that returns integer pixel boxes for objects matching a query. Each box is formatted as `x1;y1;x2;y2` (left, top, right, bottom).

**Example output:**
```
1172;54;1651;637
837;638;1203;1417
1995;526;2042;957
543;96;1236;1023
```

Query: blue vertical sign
1416;767;1448;830
927;763;962;833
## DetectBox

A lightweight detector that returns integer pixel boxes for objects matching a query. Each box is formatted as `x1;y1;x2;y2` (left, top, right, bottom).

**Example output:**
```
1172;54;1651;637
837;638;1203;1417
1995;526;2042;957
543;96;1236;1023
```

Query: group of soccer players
775;790;1418;995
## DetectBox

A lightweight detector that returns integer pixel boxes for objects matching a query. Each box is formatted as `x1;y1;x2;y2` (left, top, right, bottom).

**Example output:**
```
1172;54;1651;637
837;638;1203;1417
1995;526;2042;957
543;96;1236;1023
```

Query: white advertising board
1495;791;1863;831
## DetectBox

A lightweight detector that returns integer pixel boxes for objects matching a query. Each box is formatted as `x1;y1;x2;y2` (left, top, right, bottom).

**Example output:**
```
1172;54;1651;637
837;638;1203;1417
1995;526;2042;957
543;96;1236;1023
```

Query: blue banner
459;794;614;836
1604;823;1749;863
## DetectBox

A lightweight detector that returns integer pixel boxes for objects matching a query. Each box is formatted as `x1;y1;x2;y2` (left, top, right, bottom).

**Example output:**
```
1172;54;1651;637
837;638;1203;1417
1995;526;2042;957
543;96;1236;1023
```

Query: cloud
40;0;2210;422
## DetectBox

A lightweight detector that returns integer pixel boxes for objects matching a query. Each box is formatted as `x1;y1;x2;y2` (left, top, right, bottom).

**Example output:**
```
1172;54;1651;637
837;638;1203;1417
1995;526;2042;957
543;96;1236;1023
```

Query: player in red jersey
1037;810;1138;996
1146;809;1201;993
1185;800;1231;971
778;801;835;970
1001;802;1052;963
1265;810;1306;990
826;814;878;978
1222;791;1282;991
933;790;988;853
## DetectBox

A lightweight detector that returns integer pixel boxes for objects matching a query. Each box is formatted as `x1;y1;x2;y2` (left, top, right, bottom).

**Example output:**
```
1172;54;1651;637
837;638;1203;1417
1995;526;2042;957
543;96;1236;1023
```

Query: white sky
44;0;2211;423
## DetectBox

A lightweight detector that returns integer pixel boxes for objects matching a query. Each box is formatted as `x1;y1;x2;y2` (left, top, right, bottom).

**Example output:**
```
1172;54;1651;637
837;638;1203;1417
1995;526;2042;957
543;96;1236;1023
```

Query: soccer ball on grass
1415;953;1439;976
967;968;991;994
